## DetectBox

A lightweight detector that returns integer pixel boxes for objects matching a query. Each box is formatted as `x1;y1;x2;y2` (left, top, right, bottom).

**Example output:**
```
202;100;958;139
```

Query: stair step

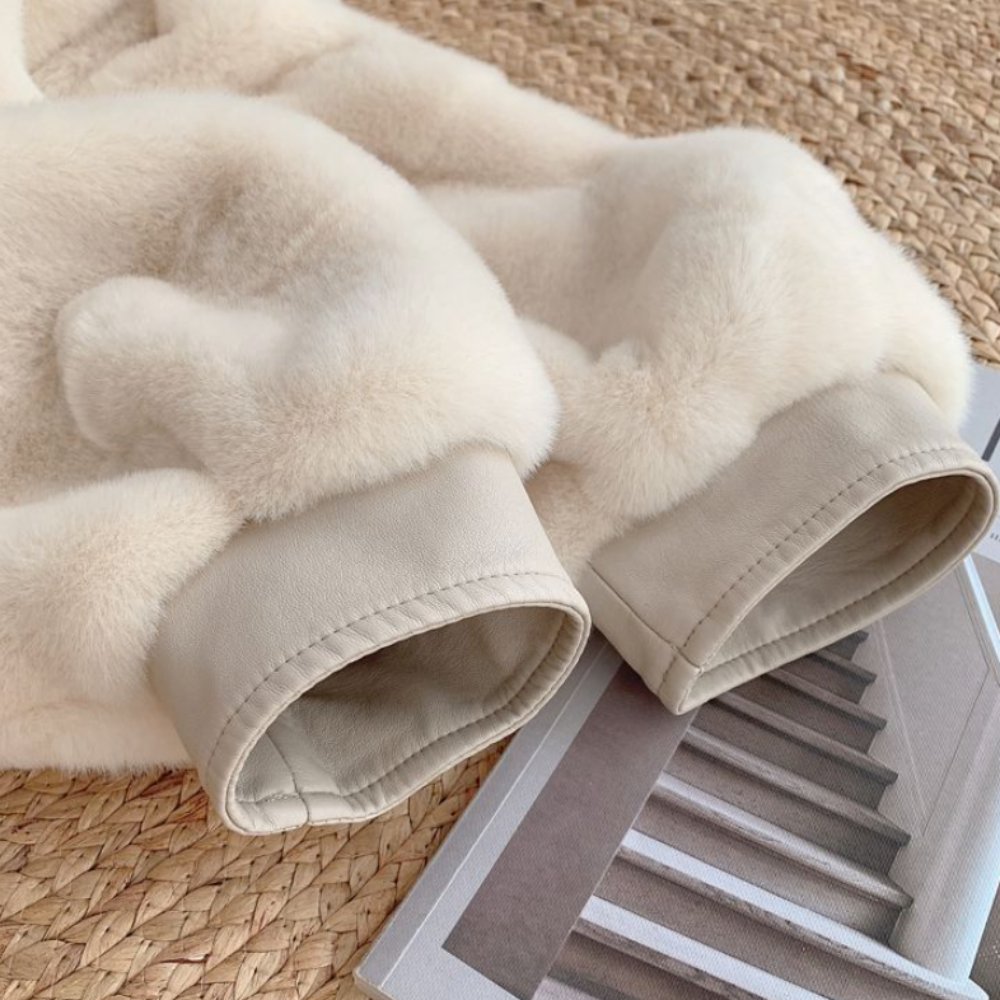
637;774;911;940
696;693;897;807
780;649;876;702
536;977;596;1000
573;895;830;1000
671;730;909;871
758;670;886;726
600;833;984;1000
811;647;877;683
738;671;886;751
536;976;598;1000
545;927;780;1000
825;631;871;661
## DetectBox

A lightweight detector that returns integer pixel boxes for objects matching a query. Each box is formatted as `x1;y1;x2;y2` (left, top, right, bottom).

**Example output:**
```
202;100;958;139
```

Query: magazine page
358;583;1000;999
966;365;1000;620
358;369;1000;1000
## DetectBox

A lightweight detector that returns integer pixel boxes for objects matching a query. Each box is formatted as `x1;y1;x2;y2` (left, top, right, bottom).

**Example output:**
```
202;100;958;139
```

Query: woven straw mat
3;2;1000;999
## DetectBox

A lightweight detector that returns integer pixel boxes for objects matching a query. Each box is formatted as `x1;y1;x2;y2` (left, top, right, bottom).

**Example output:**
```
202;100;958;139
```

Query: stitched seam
238;597;582;806
248;613;573;804
584;565;706;710
315;608;566;800
274;569;567;676
680;444;967;659
207;569;570;775
714;480;981;667
265;733;310;825
674;670;699;712
586;565;685;658
667;646;706;712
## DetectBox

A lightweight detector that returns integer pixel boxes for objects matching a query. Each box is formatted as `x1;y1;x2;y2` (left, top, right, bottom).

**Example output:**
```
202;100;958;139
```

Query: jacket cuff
580;373;998;714
150;448;590;834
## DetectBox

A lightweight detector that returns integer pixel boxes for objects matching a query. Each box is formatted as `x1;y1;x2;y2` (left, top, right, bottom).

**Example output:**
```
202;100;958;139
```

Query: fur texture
5;0;973;769
0;32;555;768
431;132;970;565
0;471;236;769
0;0;40;101
30;0;971;572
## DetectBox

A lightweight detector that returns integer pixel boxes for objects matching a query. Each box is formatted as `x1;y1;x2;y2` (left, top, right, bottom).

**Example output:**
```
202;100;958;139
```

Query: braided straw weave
3;2;999;998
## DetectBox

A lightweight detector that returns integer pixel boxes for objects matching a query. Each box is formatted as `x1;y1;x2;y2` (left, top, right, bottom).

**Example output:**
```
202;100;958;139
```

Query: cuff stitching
715;478;982;666
683;443;969;658
250;610;571;807
206;568;570;775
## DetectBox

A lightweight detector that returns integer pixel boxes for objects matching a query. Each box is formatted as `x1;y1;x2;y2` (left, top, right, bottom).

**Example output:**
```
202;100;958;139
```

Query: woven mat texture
3;2;1000;999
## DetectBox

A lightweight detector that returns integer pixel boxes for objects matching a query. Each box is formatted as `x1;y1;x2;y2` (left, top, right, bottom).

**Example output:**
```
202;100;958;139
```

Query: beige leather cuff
581;374;999;714
151;449;590;834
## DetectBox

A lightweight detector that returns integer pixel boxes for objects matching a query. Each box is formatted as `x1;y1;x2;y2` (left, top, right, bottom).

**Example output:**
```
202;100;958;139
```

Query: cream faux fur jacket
2;0;995;831
24;0;980;563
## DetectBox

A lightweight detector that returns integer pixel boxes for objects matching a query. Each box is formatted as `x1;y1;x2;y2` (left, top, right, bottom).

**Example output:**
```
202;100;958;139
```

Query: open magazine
967;368;1000;631
357;366;1000;1000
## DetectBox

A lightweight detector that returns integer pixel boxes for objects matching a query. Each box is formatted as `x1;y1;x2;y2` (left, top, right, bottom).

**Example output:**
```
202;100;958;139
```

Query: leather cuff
150;449;590;833
581;374;999;714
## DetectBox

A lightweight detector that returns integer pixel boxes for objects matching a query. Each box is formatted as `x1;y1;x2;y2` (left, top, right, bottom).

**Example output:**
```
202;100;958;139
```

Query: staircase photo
547;629;993;1000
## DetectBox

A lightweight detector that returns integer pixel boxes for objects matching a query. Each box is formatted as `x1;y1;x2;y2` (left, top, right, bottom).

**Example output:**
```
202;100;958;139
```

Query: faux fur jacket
1;0;994;831
30;0;972;561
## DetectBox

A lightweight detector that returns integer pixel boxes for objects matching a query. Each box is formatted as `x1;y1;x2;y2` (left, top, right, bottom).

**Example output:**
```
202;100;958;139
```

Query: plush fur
6;0;973;769
0;32;555;768
28;0;971;573
431;132;971;566
0;471;237;769
0;0;40;101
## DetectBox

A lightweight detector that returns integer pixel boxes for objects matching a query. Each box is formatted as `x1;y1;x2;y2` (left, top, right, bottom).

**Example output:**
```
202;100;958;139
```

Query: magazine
356;366;1000;1000
966;367;1000;625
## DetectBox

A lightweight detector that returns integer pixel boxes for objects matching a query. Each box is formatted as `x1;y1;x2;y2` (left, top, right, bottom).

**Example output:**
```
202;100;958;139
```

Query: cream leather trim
582;374;999;714
151;449;590;834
